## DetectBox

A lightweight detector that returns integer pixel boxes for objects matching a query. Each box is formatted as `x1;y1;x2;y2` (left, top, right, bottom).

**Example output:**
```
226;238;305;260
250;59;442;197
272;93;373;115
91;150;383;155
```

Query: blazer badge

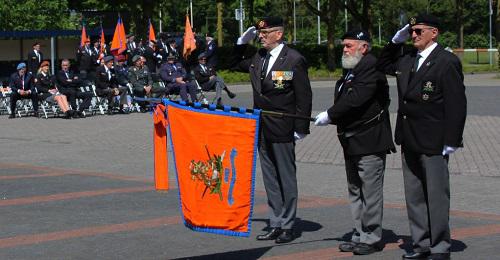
271;71;293;89
423;81;434;92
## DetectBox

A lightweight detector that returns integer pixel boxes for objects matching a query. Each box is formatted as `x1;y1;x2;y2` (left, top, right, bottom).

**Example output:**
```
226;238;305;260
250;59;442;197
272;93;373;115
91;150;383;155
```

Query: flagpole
134;98;315;122
190;0;193;29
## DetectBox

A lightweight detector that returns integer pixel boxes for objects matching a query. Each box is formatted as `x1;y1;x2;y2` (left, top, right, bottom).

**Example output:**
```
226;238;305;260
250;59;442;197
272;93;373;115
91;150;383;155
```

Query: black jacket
376;43;467;155
327;53;395;155
56;70;81;89
95;65;117;90
233;44;312;142
9;72;35;93
193;64;216;87
27;50;43;74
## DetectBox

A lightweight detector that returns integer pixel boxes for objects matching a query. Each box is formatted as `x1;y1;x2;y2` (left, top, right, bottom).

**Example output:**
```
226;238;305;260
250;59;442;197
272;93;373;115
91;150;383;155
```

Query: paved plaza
1;73;500;259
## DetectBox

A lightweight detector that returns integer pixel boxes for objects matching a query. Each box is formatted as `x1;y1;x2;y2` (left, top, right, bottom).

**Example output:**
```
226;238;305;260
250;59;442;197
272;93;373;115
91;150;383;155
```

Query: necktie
21;75;25;89
201;65;207;73
413;54;422;72
261;53;271;81
107;69;111;80
338;70;351;92
65;71;69;79
172;64;177;71
36;51;40;62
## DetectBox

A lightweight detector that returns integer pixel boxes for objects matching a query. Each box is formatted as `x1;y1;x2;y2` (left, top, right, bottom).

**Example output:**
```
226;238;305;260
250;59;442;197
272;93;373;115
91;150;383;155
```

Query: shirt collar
418;42;438;60
268;43;285;58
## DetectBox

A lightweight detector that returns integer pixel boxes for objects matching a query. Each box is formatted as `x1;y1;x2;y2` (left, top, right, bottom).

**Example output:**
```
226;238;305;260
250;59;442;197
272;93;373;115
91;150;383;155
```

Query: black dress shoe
33;111;39;117
227;91;236;99
338;241;358;252
256;228;282;241
77;111;86;118
427;253;450;260
353;243;382;255
402;251;430;259
8;114;15;119
275;229;294;244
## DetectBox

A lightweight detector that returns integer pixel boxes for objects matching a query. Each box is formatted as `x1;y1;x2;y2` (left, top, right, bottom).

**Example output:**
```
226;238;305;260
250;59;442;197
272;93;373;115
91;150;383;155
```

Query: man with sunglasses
377;14;466;260
232;17;312;244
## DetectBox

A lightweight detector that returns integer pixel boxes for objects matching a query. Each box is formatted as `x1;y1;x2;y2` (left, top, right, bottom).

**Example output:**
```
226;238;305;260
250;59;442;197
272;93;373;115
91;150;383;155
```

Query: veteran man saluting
376;14;466;260
232;17;312;243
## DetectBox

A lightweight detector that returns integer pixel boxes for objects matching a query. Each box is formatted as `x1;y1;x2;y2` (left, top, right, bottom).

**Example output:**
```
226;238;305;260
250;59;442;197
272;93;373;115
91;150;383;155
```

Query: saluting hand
392;24;411;44
237;26;257;45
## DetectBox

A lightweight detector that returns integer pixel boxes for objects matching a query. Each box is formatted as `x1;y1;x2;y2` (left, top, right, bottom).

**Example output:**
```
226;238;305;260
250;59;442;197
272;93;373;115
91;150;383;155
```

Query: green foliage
0;0;76;30
464;34;497;48
217;70;250;83
438;31;458;48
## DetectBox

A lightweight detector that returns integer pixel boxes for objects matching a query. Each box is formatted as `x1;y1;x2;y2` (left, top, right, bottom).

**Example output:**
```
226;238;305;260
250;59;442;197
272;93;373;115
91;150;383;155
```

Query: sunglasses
409;27;435;35
258;29;279;36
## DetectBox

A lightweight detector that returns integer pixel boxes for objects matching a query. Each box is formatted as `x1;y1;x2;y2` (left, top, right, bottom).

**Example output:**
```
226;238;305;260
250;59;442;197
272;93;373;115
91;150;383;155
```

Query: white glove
314;111;331;126
294;132;307;141
442;145;458;156
237;26;257;45
391;24;410;44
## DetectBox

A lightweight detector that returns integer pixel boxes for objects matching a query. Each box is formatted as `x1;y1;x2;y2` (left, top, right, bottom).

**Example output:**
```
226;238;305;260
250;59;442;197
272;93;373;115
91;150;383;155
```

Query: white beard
341;51;363;69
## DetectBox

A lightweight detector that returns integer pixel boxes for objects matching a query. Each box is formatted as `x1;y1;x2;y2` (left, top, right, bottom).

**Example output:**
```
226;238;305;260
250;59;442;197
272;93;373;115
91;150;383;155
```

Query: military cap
40;60;50;68
167;53;176;60
410;13;440;29
132;55;141;63
342;29;371;42
197;52;207;60
126;34;134;38
17;62;26;70
256;17;284;30
103;56;114;63
116;55;126;62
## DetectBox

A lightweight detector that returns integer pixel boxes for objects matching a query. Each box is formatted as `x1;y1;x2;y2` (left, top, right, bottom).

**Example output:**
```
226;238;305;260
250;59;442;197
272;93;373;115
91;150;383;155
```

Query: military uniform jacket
327;53;395;156
56;70;81;89
27;50;43;74
128;66;152;90
95;65;118;90
193;64;216;87
159;63;186;86
9;72;35;93
376;43;466;155
233;44;312;143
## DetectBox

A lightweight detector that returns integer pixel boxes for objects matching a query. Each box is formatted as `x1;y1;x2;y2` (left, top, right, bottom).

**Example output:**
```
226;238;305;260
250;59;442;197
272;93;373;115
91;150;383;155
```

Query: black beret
198;52;207;60
167;52;176;60
103;56;114;63
410;13;440;29
342;29;371;42
256;17;284;30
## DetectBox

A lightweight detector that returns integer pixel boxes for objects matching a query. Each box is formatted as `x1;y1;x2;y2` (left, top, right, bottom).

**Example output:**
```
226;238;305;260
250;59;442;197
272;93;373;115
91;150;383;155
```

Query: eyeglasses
199;58;207;60
409;27;435;35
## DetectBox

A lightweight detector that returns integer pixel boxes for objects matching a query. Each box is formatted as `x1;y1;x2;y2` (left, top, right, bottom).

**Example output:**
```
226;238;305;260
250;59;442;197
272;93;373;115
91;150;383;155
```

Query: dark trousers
258;133;297;230
201;76;224;101
10;91;38;113
402;147;451;254
96;86;128;108
59;88;92;112
166;82;197;102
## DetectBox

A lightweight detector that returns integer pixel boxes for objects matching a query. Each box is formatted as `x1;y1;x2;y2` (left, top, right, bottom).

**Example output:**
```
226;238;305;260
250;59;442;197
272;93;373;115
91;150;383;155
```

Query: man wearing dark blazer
205;35;218;68
27;42;43;75
376;14;466;260
315;30;395;256
9;63;38;118
193;52;235;105
56;59;93;118
95;56;128;115
233;17;312;244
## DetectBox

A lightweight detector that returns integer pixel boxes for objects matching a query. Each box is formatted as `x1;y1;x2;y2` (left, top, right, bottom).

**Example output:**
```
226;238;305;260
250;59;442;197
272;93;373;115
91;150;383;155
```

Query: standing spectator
159;53;198;102
56;59;93;118
232;17;312;243
95;56;129;115
376;14;467;260
314;30;395;255
205;35;217;68
9;63;38;118
76;39;94;82
126;34;137;65
35;61;73;119
142;40;158;73
27;42;43;75
167;38;180;61
193;52;235;105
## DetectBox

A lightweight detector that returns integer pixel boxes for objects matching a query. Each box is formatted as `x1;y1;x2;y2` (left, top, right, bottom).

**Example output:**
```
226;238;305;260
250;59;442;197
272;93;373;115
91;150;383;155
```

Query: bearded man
314;30;395;256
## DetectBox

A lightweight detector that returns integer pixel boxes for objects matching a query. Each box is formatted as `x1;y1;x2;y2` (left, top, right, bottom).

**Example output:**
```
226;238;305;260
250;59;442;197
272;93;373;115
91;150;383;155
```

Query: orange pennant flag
98;26;106;61
80;25;88;47
149;19;156;43
110;17;127;55
183;14;196;59
153;104;169;190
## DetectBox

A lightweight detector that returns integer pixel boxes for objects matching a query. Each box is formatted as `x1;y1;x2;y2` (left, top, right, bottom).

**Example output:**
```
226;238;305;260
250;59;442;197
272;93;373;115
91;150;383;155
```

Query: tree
0;0;75;30
303;0;341;71
338;0;374;35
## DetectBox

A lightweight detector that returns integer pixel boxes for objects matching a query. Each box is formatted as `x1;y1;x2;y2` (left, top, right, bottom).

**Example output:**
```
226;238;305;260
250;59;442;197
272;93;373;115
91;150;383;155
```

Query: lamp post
317;0;320;45
489;0;493;66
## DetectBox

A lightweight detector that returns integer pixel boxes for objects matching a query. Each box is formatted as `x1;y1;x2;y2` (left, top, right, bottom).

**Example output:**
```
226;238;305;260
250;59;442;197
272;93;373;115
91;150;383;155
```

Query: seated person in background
114;55;133;110
159;53;198;102
193;52;235;105
129;55;164;112
9;62;38;118
95;56;129;115
35;61;73;119
56;59;93;118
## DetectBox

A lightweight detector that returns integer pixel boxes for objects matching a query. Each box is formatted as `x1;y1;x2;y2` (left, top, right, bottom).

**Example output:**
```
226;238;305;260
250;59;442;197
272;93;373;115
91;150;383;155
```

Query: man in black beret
95;56;129;114
233;17;312;244
315;30;395;255
377;14;466;260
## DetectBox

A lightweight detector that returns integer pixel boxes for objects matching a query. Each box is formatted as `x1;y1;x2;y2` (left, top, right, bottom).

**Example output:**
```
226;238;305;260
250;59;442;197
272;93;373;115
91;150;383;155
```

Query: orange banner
165;100;260;237
183;14;196;59
153;104;168;190
111;17;127;55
